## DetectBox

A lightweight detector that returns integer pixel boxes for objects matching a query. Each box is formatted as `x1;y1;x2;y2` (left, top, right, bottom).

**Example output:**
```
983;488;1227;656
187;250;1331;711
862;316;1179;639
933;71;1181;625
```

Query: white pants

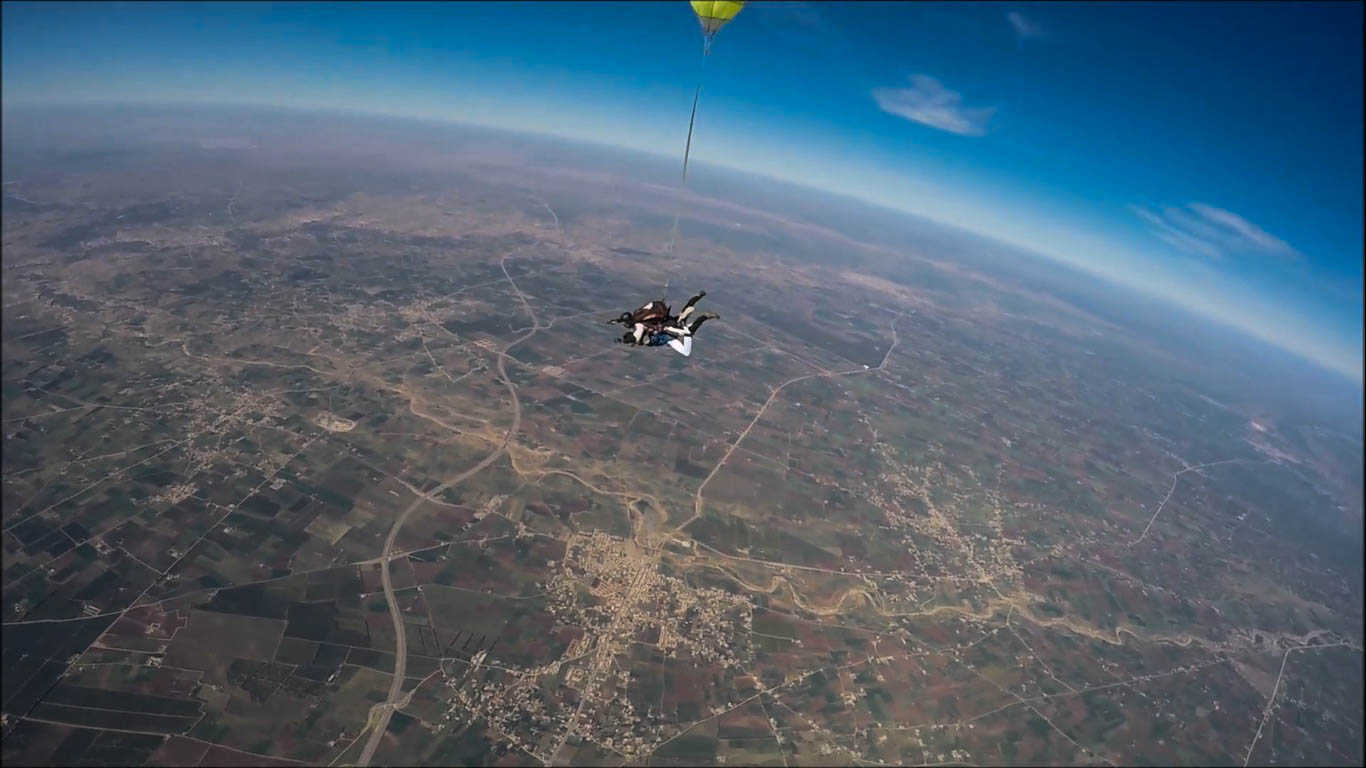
667;336;693;356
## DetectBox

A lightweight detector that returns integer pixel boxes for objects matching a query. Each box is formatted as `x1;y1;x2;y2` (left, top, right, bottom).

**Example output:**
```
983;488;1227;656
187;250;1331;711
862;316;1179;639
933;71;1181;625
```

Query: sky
3;1;1362;383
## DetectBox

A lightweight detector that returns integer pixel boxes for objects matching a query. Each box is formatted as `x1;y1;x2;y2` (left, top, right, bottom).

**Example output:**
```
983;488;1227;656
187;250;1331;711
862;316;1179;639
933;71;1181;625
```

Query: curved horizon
3;1;1361;385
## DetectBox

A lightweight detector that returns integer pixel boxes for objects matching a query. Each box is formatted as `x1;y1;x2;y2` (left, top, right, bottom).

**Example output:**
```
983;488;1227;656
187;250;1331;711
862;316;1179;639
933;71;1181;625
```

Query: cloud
1131;205;1224;259
1132;202;1299;260
1006;11;1044;40
872;75;996;137
1186;203;1296;255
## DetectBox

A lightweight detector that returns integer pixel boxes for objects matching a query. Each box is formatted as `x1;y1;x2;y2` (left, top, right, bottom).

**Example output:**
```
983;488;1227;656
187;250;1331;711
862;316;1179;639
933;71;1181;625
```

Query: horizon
2;1;1362;385
6;98;1362;398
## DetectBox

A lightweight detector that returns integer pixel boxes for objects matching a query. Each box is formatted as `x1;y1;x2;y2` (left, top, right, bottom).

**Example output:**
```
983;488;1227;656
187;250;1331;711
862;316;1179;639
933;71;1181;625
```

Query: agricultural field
3;107;1362;766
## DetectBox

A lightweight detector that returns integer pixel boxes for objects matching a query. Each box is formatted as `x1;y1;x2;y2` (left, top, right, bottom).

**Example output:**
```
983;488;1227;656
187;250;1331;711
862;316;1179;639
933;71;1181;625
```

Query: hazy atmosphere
4;1;1361;381
2;3;1362;767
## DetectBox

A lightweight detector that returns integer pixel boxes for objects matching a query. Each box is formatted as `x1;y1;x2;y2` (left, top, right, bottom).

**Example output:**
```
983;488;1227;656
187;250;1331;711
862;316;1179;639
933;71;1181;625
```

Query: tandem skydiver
616;309;720;357
607;290;709;346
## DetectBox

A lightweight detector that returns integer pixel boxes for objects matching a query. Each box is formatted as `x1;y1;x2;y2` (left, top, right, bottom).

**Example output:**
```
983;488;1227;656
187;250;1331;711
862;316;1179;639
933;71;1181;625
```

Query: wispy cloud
1186;203;1296;255
1006;11;1044;41
872;75;996;137
1131;206;1224;259
1132;203;1299;260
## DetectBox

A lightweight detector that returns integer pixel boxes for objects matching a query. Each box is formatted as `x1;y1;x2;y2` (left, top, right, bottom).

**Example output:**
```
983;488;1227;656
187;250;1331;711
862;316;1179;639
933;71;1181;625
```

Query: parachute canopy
691;0;744;49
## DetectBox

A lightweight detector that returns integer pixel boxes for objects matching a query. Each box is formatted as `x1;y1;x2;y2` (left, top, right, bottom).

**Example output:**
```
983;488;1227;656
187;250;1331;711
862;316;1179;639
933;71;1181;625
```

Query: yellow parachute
690;0;744;53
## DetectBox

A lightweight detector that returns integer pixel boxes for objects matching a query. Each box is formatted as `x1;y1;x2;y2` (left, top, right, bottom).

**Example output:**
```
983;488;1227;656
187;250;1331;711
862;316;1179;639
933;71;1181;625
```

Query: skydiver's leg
677;290;707;323
661;325;689;338
667;336;693;357
633;322;646;344
687;311;718;336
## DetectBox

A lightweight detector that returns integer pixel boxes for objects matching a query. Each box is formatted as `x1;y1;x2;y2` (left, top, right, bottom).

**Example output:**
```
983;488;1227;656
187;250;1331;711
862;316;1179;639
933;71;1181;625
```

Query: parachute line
681;77;704;186
662;0;741;292
664;50;708;268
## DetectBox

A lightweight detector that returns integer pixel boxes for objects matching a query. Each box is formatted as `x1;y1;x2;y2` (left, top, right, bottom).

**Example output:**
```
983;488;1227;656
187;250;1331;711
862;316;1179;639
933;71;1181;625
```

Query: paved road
357;255;542;766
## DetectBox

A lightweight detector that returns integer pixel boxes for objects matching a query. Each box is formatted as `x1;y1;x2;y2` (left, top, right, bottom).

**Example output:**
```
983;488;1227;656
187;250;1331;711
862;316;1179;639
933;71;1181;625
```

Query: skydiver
608;291;708;345
617;311;720;357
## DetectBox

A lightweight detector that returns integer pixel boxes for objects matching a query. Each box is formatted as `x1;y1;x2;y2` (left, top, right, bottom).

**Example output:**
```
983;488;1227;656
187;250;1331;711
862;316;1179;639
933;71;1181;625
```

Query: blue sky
3;1;1362;382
